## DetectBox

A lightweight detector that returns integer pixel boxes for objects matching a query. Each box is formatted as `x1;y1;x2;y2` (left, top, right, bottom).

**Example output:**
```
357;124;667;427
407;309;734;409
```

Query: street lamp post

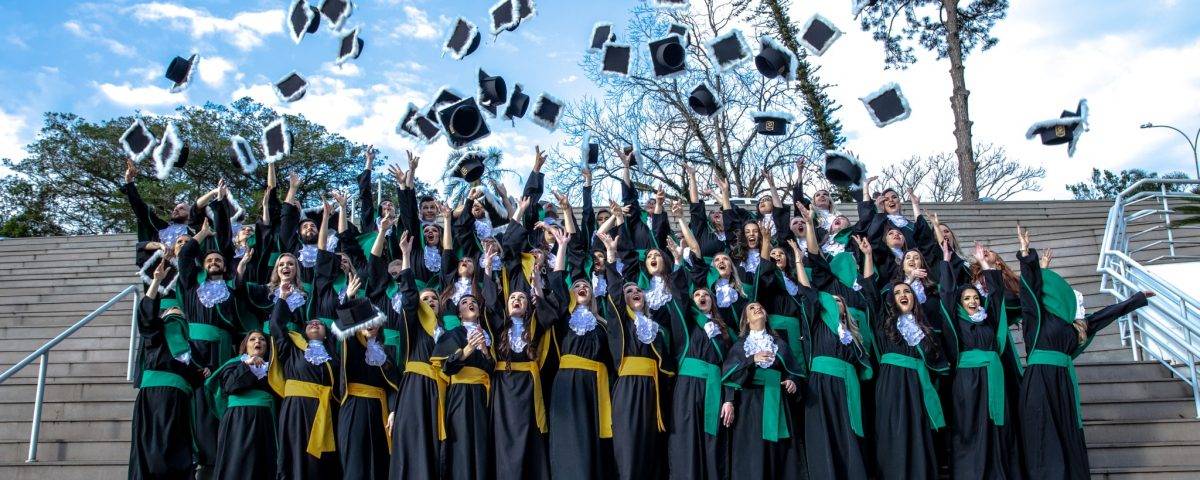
1140;122;1200;180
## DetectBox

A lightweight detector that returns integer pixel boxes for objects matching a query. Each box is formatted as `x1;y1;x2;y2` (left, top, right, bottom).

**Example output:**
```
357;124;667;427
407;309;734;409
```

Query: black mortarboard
581;133;599;167
444;17;481;60
688;81;722;116
165;54;198;93
589;22;616;51
275;72;309;103
425;85;465;127
409;115;442;144
751;111;794;136
319;0;353;31
230;135;258;175
451;150;487;182
530;93;564;132
515;0;536;22
120;117;157;163
153;121;188;179
652;0;689;8
704;29;751;74
437;97;491;149
648;34;687;78
860;82;911;127
601;42;632;76
489;0;518;35
504;83;530;120
824;150;865;188
668;23;690;46
755;35;796;80
261;117;292;163
477;68;508;117
332;297;386;339
622;140;641;166
1025;99;1088;157
798;14;842;56
288;0;320;43
336;27;364;65
396;102;423;141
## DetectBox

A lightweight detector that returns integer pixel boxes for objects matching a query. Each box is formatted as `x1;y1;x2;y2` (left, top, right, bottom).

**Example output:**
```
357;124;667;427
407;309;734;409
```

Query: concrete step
0;380;134;403
1080;377;1193;403
0;335;129;352
1088;441;1200;469
1090;465;1200;480
1076;361;1175;383
0;347;129;365
1085;419;1200;444
0;460;127;480
0;324;130;340
1083;397;1197;421
0;312;131;328
0;419;129;442
0;399;131;423
0;438;128;462
1;361;129;379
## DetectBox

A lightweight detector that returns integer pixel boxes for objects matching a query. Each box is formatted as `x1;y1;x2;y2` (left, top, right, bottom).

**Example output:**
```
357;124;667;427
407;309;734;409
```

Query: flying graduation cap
504;83;530;120
153;121;188;180
451;150;488;182
287;0;320;43
751;111;794;136
601;42;633;76
589;22;616;51
514;0;536;23
704;29;752;74
531;93;564;132
274;72;309;103
754;35;796;80
425;85;466;127
336;27;365;65
320;0;353;31
396;102;423;142
581;133;599;168
489;0;519;35
437;97;491;149
164;54;198;93
230;136;258;175
444;17;482;60
667;23;690;46
648;33;687;78
860;83;911;128
824;150;865;188
1025;99;1088;157
261;117;292;163
688;80;722;116
332;297;387;339
477;68;508;117
120;116;157;163
798;14;842;56
408;114;442;144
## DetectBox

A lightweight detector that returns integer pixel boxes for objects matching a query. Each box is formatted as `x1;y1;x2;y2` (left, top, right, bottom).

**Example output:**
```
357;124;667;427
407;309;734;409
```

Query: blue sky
0;0;1198;198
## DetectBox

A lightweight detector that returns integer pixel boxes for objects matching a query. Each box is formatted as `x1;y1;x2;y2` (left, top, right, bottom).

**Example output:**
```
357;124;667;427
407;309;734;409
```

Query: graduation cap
530;93;564;132
668;23;691;46
704;29;751;74
230;135;258;175
443;17;481;60
489;0;519;35
755;35;797;80
437;97;491;149
477;69;508;117
622;140;641;166
824;150;865;188
860;82;911;128
651;0;689;8
120;116;157;163
1025;99;1088;157
648;34;687;78
504;83;530;120
425;85;466;126
395;102;423;141
164;54;198;93
408;115;442;144
153;121;188;180
688;81;722;116
319;0;353;31
751;111;794;136
287;0;320;43
332;297;387;339
581;133;599;167
336;27;364;65
515;0;536;21
601;42;632;76
451;150;488;182
274;71;309;103
798;14;842;56
261;117;293;164
588;22;616;51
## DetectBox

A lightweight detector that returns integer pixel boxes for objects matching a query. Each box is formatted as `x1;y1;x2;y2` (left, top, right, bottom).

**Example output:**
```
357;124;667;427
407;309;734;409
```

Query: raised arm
358;147;377;231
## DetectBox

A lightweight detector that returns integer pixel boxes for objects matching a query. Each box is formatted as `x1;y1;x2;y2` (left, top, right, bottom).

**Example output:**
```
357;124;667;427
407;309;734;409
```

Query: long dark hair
882;283;942;359
694;287;733;336
891;248;934;290
731;220;763;264
438;255;483;311
495;291;536;362
238;329;267;355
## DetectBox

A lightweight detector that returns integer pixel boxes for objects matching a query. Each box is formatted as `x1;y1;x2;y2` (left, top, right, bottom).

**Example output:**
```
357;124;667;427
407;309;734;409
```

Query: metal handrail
1097;178;1200;417
0;284;139;463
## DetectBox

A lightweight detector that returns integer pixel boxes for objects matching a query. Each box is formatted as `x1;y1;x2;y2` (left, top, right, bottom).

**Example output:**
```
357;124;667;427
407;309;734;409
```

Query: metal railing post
1160;184;1177;258
127;292;141;381
27;352;48;462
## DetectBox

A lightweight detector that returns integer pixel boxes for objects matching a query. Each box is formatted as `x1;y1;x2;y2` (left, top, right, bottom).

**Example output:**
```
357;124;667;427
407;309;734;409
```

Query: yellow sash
417;302;439;338
617;355;665;432
347;382;392;452
450;366;491;399
283;379;335;458
405;360;450;440
560;354;612;438
495;360;547;433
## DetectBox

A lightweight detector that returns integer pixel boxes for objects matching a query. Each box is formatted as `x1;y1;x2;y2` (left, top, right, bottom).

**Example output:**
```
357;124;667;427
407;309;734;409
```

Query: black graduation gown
434;325;495;480
1017;250;1148;480
545;271;616;480
873;314;949;480
397;187;444;289
336;331;399;480
722;332;806;480
129;297;205;480
666;303;734;480
268;300;342;479
937;261;1023;480
212;361;277;480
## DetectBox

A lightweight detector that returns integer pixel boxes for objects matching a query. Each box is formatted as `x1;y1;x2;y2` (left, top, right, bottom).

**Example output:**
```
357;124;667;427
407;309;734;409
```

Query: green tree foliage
1066;168;1192;200
0;98;371;235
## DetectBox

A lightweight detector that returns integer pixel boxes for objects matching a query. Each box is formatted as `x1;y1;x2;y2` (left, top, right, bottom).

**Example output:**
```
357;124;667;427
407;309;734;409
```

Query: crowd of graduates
125;146;1151;480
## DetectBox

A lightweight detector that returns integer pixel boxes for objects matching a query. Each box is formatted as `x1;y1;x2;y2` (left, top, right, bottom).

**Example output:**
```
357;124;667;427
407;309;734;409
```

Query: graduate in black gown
206;330;277;480
721;302;806;480
129;263;205;480
433;293;495;480
1014;227;1152;480
333;291;399;480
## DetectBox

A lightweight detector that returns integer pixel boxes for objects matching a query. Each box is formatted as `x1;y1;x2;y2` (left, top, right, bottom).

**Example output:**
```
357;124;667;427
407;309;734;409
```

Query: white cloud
392;6;443;40
0;107;28;161
97;82;182;107
322;61;362;77
132;3;282;51
558;75;579;84
63;20;135;57
199;56;236;87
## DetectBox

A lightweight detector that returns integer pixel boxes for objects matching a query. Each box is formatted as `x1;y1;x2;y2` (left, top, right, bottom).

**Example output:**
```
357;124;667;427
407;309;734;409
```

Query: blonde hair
268;253;303;294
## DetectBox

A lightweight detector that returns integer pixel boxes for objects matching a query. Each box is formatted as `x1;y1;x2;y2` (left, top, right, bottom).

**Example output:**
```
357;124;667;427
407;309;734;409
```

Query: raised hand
596;232;619;252
550;226;569;246
152;260;170;282
787;238;802;257
533;145;546;172
665;236;684;259
407;150;419;173
331;190;348;207
380;214;398;233
198;218;212;238
796;202;812;223
437;201;452;218
399;230;412;255
280;282;295;299
237;248;254;277
216;178;227;201
365;145;376;171
1017;224;1031;254
972;241;988;266
389;164;407;186
289;172;301;189
345;272;362;298
490;179;508;198
853;235;872;255
124;158;137;183
669;199;683;217
1040;248;1054;269
940;238;953;262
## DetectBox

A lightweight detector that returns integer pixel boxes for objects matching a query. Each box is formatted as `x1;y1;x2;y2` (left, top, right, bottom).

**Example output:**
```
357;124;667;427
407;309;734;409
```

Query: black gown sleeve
120;181;169;241
1085;292;1149;337
358;169;377;233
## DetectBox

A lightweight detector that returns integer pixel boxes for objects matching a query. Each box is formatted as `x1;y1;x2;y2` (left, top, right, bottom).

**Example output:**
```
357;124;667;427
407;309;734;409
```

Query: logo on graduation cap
230;135;259;175
1025;99;1088;157
164;54;199;93
287;0;321;43
601;42;632;77
319;0;353;32
751;111;794;136
798;14;842;56
823;150;865;188
530;92;564;132
754;35;797;81
120;116;157;163
153;121;189;180
648;33;687;78
261;117;293;164
504;83;530;121
336;27;365;65
443;17;482;61
860;83;912;128
451;150;488;183
274;71;308;103
477;69;508;117
437;97;491;149
704;28;752;74
588;22;617;52
688;80;723;117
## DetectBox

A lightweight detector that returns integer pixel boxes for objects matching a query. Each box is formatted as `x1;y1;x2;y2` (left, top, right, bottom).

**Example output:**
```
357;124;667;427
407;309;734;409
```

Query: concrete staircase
0;200;1196;478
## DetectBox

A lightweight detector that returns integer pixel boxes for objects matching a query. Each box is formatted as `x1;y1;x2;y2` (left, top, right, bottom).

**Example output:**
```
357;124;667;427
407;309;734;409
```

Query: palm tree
438;146;517;206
